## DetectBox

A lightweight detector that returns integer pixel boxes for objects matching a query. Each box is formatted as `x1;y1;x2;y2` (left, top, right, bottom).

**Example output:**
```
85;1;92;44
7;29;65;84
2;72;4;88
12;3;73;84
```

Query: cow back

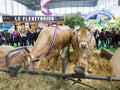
30;26;72;59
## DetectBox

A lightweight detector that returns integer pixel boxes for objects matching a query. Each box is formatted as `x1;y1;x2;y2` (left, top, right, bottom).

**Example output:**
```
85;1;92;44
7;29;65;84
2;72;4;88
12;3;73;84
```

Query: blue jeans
106;38;112;49
97;40;104;49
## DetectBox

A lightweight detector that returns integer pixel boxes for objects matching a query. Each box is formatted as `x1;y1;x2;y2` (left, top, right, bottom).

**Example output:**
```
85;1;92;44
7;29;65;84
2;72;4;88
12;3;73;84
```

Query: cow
0;45;14;60
0;45;31;68
24;26;72;71
71;27;96;73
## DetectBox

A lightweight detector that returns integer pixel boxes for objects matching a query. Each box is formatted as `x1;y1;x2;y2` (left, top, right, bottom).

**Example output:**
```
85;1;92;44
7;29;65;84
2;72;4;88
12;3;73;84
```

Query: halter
46;26;64;55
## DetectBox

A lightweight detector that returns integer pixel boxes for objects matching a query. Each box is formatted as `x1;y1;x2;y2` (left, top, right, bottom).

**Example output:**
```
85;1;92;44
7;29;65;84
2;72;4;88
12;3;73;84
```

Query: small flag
98;19;102;25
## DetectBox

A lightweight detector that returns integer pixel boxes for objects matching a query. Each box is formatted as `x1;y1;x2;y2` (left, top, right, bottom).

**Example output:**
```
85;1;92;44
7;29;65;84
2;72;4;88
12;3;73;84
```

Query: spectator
13;31;19;47
20;30;27;46
97;29;106;49
29;30;35;46
4;30;10;45
0;31;5;44
0;32;3;45
34;29;40;41
114;28;120;47
26;29;31;45
94;28;100;48
105;29;112;49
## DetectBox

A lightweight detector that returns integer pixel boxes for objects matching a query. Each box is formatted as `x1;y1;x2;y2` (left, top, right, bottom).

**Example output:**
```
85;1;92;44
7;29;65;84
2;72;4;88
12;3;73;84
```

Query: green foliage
114;17;120;28
64;12;85;29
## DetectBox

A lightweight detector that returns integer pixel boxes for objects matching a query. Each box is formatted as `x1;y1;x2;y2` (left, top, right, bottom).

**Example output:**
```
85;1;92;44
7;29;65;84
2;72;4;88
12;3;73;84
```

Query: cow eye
88;33;90;36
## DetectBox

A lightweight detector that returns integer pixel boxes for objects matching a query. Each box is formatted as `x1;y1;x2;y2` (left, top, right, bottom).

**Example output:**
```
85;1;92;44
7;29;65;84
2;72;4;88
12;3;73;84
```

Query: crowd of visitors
0;28;41;46
94;28;120;49
0;27;120;50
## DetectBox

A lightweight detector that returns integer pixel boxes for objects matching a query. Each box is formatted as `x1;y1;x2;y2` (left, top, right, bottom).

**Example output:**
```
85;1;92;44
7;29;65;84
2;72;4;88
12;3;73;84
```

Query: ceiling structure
14;0;99;11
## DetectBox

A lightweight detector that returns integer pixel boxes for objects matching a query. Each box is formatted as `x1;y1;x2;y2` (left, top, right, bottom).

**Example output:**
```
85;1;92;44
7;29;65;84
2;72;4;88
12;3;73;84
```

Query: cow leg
54;57;58;71
54;56;59;71
47;59;50;71
87;57;92;74
53;52;60;72
66;45;71;62
73;50;79;66
78;57;82;66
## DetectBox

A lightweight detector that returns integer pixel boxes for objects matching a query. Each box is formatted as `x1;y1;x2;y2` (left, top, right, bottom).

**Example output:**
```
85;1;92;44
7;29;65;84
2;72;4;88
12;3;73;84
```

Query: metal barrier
20;66;120;82
61;46;68;73
0;46;30;76
5;46;30;67
20;66;120;88
1;46;120;88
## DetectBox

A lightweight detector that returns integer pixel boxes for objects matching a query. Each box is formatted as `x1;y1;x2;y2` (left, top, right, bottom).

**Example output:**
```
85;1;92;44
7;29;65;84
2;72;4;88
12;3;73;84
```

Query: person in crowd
26;28;31;45
97;28;106;49
13;31;19;47
94;28;100;48
0;32;3;45
20;30;27;46
4;30;10;45
114;28;120;47
29;29;35;46
34;28;40;41
105;29;112;49
117;28;120;47
9;32;14;46
111;28;116;47
0;31;5;44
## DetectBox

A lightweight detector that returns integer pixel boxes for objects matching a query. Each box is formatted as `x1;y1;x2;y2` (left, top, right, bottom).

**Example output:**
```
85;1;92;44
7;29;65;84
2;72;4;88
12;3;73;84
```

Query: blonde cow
71;27;96;73
24;26;72;71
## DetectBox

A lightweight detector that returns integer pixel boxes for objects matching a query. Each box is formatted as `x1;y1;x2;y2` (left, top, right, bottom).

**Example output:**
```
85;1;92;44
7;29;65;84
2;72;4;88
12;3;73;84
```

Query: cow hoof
54;71;58;73
87;69;92;74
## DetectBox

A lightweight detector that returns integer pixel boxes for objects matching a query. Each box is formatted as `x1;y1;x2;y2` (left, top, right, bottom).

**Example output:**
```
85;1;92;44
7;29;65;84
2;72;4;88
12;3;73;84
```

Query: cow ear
73;28;80;34
24;53;31;57
73;31;76;35
87;27;94;33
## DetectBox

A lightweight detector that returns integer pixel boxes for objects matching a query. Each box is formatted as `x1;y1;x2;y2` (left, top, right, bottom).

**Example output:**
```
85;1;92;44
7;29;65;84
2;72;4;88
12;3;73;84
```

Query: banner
40;0;51;15
2;16;63;22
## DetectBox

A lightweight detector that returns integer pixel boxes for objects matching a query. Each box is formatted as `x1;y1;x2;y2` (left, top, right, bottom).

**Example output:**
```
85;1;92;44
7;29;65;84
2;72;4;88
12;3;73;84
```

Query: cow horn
72;26;80;33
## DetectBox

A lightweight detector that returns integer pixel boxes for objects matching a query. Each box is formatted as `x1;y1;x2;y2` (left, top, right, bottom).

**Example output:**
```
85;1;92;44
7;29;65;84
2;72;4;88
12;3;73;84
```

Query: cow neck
76;34;79;48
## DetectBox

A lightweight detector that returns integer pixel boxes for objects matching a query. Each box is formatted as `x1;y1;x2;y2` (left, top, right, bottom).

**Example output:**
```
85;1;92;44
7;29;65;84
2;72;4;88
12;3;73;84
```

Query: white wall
0;0;36;15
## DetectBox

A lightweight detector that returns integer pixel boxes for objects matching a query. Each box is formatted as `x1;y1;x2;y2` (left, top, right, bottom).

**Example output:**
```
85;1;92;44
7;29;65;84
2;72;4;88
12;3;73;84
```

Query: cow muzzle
79;42;88;49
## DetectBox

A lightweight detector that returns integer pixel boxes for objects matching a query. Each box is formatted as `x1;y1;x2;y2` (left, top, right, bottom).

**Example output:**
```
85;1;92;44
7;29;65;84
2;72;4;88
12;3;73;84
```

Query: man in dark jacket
0;32;3;45
94;28;100;47
105;30;112;49
97;29;106;49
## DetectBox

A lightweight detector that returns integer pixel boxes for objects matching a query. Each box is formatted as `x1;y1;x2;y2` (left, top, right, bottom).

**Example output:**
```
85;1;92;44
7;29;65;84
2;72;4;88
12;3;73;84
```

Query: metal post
5;46;30;67
85;75;120;81
61;47;68;73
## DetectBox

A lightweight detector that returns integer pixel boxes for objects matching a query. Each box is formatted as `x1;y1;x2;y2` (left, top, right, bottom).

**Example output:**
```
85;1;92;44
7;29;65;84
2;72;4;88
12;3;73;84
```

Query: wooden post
100;48;113;60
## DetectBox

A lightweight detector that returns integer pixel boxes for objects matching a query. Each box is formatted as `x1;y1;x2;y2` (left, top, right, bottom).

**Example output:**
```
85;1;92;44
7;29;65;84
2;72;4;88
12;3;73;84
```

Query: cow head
23;54;40;70
73;27;93;49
